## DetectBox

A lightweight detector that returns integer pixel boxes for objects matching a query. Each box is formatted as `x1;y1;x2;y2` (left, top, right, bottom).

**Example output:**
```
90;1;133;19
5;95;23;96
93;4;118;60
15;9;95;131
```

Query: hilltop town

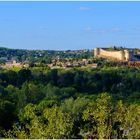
3;47;140;70
1;47;140;70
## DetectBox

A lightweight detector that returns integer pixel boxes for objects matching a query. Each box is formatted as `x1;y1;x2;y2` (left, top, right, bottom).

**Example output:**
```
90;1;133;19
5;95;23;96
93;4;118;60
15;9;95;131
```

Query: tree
20;82;45;104
47;69;58;86
17;69;32;86
113;101;140;139
42;106;74;138
123;104;140;138
6;104;74;139
5;85;19;103
61;97;89;138
6;70;18;86
59;87;76;100
82;93;112;139
0;100;17;130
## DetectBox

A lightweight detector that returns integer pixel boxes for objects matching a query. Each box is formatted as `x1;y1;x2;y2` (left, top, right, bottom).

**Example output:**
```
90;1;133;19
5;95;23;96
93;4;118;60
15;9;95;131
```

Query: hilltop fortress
94;48;137;61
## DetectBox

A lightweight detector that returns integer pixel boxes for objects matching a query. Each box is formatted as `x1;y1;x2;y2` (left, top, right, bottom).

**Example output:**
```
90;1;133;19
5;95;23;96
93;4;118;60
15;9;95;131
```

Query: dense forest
0;64;140;138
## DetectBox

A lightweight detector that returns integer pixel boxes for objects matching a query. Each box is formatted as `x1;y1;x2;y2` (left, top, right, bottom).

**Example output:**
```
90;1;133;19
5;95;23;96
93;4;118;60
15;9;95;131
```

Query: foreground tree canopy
0;66;140;138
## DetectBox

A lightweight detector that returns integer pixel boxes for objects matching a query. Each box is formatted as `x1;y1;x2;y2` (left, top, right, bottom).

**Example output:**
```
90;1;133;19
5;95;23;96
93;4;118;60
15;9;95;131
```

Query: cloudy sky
0;1;140;50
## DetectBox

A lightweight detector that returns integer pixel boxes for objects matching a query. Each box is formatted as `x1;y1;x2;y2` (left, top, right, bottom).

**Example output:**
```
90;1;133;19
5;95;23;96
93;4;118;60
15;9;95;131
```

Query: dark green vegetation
0;47;92;64
0;65;140;138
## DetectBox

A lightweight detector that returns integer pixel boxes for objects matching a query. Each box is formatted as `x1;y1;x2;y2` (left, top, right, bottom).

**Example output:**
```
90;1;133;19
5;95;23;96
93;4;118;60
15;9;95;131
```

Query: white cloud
84;27;93;32
79;6;92;11
83;27;121;34
99;28;121;33
110;27;121;32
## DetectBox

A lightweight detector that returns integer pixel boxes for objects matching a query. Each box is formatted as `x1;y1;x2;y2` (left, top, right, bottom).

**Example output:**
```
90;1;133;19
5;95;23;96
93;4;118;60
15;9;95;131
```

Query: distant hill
0;47;93;63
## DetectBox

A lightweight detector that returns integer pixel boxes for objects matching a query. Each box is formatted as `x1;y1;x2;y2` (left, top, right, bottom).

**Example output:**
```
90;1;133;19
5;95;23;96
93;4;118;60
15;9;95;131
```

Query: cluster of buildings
48;58;97;69
63;49;89;54
0;60;29;69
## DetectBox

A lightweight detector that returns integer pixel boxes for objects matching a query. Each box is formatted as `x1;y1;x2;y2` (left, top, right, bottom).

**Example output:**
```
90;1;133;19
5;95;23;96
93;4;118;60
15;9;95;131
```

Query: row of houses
48;58;97;69
0;60;29;69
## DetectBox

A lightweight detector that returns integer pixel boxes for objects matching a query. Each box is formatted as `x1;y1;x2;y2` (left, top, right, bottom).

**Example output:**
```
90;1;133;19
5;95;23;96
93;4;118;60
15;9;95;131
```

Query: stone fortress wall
94;48;134;61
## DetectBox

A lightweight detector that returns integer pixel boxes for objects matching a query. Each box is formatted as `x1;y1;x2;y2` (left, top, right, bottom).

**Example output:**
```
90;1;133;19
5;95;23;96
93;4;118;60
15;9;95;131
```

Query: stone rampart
99;48;125;60
94;48;134;61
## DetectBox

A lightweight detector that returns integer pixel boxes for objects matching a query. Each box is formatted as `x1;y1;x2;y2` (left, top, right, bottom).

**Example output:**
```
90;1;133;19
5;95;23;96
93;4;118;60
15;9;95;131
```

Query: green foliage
82;93;112;139
61;97;89;121
6;104;74;139
19;82;45;105
0;100;17;129
17;69;32;86
81;93;140;139
1;64;140;138
113;101;140;138
43;106;74;138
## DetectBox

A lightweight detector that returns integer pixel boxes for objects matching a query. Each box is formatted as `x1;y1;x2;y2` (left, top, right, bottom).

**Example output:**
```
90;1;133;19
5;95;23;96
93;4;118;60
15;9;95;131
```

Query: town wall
94;48;133;61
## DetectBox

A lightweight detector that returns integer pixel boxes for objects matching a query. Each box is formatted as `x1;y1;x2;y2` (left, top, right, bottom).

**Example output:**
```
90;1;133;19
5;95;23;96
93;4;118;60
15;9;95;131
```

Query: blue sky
0;1;140;50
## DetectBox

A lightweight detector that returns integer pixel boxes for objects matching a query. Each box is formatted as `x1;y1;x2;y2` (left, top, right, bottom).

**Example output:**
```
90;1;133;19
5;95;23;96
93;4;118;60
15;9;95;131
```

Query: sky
0;1;140;50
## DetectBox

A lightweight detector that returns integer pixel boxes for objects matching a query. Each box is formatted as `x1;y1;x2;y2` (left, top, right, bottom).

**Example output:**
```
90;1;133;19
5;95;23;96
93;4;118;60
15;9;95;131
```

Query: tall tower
124;50;130;61
94;48;100;58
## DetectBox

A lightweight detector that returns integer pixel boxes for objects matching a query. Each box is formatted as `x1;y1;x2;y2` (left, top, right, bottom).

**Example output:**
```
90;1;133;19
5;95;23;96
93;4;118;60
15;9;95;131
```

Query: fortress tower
94;48;134;61
94;48;100;57
124;50;129;61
